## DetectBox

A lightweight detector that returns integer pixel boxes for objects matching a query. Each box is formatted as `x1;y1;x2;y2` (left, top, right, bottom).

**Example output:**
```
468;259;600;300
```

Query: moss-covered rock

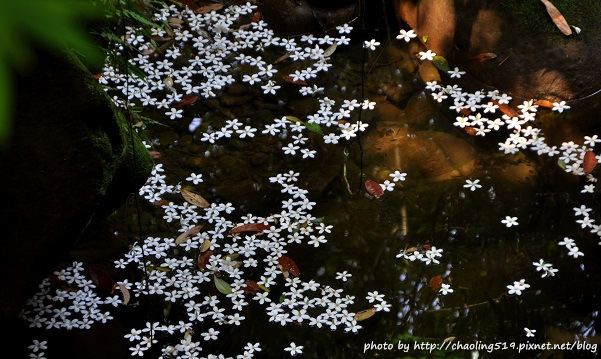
0;48;153;322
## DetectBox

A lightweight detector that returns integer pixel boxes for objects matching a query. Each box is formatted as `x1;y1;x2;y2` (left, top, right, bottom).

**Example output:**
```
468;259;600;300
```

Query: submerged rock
0;49;153;322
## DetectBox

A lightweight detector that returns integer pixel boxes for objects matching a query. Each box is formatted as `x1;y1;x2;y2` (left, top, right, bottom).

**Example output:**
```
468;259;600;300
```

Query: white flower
448;67;466;79
380;180;395;191
396;29;417;42
558;237;575;248
524;328;536;337
552;101;570;113
363;39;380;50
501;216;519;227
335;271;352;282
440;283;453;295
463;179;482;191
284;342;303;356
567;246;584;258
186;173;203;185
507;279;530;296
418;50;436;61
389;170;407;182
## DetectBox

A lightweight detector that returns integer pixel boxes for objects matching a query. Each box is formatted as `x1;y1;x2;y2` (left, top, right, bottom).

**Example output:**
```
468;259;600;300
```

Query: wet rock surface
0;49;153;324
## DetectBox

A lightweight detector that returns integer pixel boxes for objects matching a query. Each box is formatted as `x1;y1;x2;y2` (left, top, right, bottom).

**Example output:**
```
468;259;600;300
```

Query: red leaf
365;180;383;198
282;75;308;86
86;265;115;294
278;256;300;277
430;276;443;291
197;250;213;270
251;11;261;23
242;280;261;294
175;95;199;108
422;244;432;250
470;53;497;63
583;150;598;175
491;100;519;118
464;126;478;136
459;108;471;116
94;73;102;80
230;223;270;234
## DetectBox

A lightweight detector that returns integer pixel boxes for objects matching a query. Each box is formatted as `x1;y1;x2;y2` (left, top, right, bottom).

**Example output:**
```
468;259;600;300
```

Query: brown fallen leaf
354;307;377;321
175;224;205;244
149;150;162;159
154;199;171;207
175;95;199;108
470;53;497;63
583;150;598;175
492;100;520;118
365;180;384;198
464;126;478;136
430;276;443;291
251;11;261;23
229;223;270;234
282;75;308;86
194;3;223;14
49;274;79;292
200;239;212;253
197;250;213;270
274;52;293;64
278;256;300;277
534;99;555;109
540;0;572;36
86;265;115;294
119;283;131;305
242;280;261;294
181;189;210;208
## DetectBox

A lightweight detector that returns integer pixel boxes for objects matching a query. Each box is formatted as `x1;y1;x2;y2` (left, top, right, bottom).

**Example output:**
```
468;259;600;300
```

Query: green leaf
304;122;324;136
214;276;232;295
313;217;335;224
422;35;429;44
431;55;450;72
285;115;301;123
557;159;567;170
125;9;161;29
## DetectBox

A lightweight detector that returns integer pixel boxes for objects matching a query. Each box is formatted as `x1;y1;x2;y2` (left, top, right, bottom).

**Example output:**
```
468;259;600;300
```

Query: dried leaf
230;223;270;234
168;17;184;28
324;43;337;57
175;224;205;244
274;52;293;64
470;53;497;63
354;307;377;321
278;256;300;277
282;75;308;86
165;24;174;38
583;150;598;175
154;199;171;207
405;247;419;253
534;99;555;109
365;180;384;198
459;108;471;116
251;11;261;23
491;100;519;118
86;265;115;294
540;0;572;36
464;126;478;136
430;276;443;291
214;276;232;295
197;250;213;270
194;3;223;14
200;239;212;252
175;95;199;108
242;280;261;294
181;189;210;208
119;283;131;305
